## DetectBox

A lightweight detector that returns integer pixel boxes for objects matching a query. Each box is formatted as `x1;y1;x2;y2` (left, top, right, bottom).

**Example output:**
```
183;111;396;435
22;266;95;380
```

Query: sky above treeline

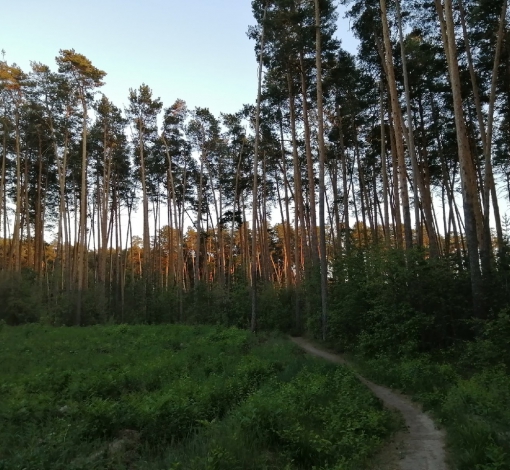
2;0;358;117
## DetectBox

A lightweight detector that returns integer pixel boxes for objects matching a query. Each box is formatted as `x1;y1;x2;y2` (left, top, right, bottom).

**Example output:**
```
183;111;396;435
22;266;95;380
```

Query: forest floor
290;337;448;470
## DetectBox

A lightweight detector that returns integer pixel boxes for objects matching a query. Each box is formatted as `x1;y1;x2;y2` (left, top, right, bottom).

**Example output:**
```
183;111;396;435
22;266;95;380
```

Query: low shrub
0;325;397;470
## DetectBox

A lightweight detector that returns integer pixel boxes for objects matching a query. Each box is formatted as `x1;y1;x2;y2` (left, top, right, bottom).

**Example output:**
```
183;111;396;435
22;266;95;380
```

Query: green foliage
456;310;510;373
351;351;510;470
441;368;510;470
0;325;396;469
0;271;297;331
329;247;473;355
0;272;46;324
227;365;396;468
323;246;510;470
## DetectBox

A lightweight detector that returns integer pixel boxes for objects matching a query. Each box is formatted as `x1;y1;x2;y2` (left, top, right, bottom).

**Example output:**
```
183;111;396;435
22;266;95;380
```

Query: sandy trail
290;337;448;470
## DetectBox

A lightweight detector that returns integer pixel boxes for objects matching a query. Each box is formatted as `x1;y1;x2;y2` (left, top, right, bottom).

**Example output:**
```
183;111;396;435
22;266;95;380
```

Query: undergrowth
323;246;510;470
350;353;510;470
0;324;398;470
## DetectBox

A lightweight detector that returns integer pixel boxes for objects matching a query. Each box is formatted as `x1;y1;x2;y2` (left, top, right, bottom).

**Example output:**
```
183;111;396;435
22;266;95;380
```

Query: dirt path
290;337;448;470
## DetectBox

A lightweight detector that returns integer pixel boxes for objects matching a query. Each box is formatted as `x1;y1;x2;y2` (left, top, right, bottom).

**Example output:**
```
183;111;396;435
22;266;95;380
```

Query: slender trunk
436;0;485;315
23;139;32;269
329;157;340;250
35;133;44;275
218;160;225;287
299;52;320;266
388;110;403;248
229;141;244;291
203;154;223;284
261;151;271;282
1;123;7;269
395;0;440;256
459;0;506;251
483;0;507;250
195;158;204;286
138;119;151;314
380;82;391;246
380;0;413;250
76;96;88;325
251;3;267;332
100;125;112;285
337;105;351;253
315;0;328;341
288;73;306;330
279;115;293;286
11;103;22;272
355;135;369;247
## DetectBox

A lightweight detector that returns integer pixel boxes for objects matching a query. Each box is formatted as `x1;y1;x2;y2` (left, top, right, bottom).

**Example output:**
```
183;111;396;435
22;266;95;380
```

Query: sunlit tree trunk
10;98;22;272
458;0;506;251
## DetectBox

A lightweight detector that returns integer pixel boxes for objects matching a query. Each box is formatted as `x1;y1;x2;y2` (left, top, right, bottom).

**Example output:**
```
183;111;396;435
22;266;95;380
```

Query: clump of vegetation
0;324;398;470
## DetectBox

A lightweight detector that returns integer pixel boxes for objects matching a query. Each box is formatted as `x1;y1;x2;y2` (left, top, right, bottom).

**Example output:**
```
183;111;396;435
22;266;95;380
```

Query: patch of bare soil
290;337;448;470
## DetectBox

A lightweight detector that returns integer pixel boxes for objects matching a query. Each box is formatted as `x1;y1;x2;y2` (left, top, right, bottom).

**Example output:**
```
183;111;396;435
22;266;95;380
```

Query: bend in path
290;337;448;470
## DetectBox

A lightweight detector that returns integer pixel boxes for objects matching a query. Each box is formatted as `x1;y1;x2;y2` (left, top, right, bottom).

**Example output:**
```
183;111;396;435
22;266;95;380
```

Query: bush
328;247;474;355
0;272;46;325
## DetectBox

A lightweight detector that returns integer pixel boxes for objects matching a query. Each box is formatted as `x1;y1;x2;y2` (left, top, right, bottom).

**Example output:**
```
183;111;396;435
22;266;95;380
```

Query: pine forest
1;1;510;469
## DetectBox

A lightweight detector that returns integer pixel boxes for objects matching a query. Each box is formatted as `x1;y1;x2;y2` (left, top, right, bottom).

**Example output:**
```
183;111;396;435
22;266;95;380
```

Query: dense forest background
0;0;509;351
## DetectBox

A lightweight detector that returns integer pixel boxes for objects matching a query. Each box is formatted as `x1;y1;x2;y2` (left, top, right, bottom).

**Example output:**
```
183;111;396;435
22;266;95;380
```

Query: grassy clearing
0;324;398;470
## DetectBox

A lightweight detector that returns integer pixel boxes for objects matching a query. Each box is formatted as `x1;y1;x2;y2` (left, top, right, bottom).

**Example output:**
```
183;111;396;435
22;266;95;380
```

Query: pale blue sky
2;0;358;116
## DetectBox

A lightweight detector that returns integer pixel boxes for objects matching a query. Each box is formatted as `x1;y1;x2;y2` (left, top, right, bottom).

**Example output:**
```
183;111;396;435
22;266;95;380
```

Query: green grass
0;324;398;470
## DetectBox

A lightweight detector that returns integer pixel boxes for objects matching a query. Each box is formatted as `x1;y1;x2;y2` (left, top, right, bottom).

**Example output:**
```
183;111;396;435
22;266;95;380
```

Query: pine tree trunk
251;2;267;332
278;115;293;287
0;124;7;270
395;0;440;256
380;0;413;250
74;95;89;324
299;52;320;267
10;103;22;272
315;0;328;340
139;119;150;318
379;82;391;246
288;73;306;331
436;0;486;316
337;105;351;253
